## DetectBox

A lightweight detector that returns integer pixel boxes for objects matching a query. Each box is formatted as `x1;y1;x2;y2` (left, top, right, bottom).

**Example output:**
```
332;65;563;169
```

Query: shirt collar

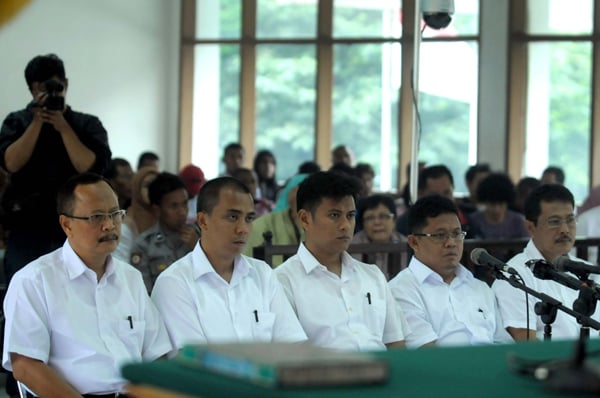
297;242;355;274
408;256;472;285
62;239;116;281
525;238;548;261
192;241;250;281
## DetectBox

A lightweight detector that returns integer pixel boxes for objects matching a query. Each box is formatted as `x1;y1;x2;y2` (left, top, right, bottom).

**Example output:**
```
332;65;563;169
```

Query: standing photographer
0;53;111;397
0;53;112;281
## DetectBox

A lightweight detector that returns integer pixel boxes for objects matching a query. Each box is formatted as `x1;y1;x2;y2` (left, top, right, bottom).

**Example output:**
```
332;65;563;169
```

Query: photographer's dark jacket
0;102;111;238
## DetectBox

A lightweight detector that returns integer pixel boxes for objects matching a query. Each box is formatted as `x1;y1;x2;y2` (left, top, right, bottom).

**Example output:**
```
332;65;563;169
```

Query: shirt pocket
118;319;146;352
250;311;276;341
465;307;494;341
363;298;387;339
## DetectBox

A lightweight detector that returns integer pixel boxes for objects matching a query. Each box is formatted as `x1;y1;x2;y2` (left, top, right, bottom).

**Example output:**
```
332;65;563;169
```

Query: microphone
526;259;589;292
553;255;600;278
470;248;518;275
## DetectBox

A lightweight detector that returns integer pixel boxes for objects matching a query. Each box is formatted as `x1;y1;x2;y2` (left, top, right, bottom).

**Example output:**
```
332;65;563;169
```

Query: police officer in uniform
130;172;199;292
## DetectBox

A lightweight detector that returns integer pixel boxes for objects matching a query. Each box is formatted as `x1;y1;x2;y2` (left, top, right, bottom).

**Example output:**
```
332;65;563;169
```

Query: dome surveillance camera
422;0;454;29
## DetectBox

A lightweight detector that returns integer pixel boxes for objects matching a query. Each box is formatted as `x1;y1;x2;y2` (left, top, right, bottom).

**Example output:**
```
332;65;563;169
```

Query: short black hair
408;195;459;234
137;151;159;169
296;171;362;215
329;162;355;176
223;142;244;155
25;54;66;89
516;177;540;197
418;165;454;192
356;194;396;230
465;163;491;183
524;184;574;223
148;172;187;206
196;176;251;214
298;161;321;174
104;158;131;180
355;163;375;178
477;173;516;204
542;166;565;184
57;173;113;215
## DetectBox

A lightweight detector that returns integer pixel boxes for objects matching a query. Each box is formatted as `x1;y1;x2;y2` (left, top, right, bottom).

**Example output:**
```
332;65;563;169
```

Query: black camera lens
43;79;64;94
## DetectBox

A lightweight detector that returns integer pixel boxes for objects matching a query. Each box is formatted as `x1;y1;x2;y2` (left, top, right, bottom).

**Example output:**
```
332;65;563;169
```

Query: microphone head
470;248;487;265
527;259;553;280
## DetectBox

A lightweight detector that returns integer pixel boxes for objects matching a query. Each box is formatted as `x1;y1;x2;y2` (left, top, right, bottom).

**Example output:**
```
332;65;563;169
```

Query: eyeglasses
363;213;395;223
412;230;467;243
62;209;126;226
539;216;576;229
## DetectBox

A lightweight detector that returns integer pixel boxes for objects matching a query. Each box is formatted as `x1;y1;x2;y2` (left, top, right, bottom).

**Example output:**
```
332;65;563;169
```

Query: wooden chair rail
252;237;600;281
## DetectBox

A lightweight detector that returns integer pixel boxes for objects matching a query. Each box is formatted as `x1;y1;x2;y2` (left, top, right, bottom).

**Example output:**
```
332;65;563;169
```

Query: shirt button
348;307;352;311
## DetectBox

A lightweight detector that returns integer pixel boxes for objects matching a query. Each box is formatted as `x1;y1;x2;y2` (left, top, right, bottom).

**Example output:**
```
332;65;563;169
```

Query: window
184;0;481;193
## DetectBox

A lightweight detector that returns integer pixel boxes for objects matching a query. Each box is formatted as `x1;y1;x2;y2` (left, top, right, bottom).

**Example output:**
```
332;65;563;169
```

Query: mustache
98;233;119;242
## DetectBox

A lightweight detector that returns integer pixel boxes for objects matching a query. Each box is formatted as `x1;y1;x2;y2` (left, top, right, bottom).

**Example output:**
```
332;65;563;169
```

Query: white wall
0;0;181;172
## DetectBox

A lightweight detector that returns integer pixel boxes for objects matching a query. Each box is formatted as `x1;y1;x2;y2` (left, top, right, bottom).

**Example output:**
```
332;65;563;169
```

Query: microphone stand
492;269;600;336
493;270;600;394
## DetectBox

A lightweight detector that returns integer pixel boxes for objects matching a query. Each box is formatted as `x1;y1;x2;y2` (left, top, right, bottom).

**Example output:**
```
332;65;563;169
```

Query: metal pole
409;0;422;205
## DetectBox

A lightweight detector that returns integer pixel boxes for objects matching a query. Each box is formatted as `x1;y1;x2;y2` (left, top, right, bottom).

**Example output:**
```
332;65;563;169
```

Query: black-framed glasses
412;230;467;244
62;209;126;226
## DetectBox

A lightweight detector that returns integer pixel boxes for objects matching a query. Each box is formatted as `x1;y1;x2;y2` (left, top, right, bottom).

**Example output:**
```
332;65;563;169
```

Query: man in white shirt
2;173;172;397
275;171;405;351
152;177;307;350
492;184;600;341
389;195;509;348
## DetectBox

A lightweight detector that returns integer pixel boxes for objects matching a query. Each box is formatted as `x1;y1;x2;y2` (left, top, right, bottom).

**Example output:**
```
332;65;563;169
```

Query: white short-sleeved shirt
151;242;307;349
275;243;405;351
2;240;172;395
492;239;600;340
389;257;510;348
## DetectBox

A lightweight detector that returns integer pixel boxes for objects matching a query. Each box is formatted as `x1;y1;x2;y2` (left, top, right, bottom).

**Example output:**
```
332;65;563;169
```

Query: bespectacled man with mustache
492;184;600;341
2;173;172;397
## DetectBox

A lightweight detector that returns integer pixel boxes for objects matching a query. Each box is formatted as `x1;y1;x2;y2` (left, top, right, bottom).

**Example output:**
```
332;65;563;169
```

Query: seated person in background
354;162;375;197
231;167;275;218
275;171;405;351
130;172;199;292
105;157;134;210
137;151;160;170
331;144;355;167
469;172;529;240
297;160;321;175
352;194;405;279
2;173;171;397
389;195;510;348
152;177;307;350
492;184;598;341
221;142;245;176
513;176;540;215
243;174;308;266
179;163;206;225
113;166;159;262
456;163;491;214
396;165;479;238
540;165;565;185
253;149;280;202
